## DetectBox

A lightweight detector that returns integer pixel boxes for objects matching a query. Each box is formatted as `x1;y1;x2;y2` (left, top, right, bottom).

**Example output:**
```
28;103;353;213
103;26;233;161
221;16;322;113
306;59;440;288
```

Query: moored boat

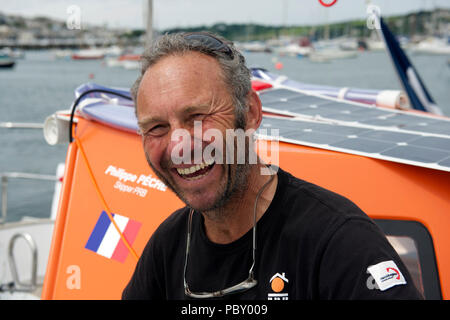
411;37;450;55
0;53;15;68
106;54;141;69
71;49;105;60
37;78;449;300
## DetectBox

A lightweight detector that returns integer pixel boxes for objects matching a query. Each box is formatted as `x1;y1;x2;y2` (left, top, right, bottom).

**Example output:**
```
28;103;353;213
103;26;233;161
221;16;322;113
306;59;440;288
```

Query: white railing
0;122;44;129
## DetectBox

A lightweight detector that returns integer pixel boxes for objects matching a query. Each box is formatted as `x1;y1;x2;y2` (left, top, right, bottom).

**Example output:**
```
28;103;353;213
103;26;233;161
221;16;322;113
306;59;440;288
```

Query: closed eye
189;113;209;123
143;124;169;137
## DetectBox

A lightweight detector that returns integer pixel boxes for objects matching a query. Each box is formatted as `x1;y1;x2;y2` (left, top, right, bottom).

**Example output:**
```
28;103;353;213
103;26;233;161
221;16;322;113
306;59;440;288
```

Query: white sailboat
411;37;450;55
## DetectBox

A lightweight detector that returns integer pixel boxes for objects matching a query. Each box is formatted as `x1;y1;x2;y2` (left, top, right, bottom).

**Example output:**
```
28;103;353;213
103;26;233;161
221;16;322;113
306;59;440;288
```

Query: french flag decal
85;211;141;263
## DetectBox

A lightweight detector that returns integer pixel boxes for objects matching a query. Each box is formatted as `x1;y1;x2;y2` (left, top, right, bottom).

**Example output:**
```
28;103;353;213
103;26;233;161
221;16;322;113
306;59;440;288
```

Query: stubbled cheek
143;139;166;169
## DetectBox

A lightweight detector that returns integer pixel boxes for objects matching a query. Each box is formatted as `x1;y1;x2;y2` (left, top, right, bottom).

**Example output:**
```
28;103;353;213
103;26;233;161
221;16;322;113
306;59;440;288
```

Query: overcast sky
1;0;449;30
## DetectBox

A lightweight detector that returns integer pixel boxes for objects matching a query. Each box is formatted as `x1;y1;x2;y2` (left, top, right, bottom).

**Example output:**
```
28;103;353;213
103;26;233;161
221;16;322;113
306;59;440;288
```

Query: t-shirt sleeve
318;217;424;300
122;233;164;300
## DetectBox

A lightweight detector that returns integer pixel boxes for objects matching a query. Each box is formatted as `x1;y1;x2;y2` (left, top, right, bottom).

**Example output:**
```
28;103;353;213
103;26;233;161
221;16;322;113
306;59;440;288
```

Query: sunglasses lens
184;33;234;59
184;34;221;49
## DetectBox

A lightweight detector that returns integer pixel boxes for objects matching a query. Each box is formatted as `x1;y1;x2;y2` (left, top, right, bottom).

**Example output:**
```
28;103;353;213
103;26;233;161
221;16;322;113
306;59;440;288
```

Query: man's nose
166;119;208;165
166;122;202;165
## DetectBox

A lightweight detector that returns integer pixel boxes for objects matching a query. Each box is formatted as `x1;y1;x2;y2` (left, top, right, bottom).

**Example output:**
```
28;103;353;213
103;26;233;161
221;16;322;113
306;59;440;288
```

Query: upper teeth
176;159;214;176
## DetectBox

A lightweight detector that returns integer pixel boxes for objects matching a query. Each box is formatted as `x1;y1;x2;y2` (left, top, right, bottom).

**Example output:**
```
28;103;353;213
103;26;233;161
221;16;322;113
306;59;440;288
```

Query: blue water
0;50;449;222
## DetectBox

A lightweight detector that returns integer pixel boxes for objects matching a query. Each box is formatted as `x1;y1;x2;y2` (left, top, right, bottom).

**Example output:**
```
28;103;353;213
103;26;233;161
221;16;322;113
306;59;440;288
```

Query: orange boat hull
42;117;450;299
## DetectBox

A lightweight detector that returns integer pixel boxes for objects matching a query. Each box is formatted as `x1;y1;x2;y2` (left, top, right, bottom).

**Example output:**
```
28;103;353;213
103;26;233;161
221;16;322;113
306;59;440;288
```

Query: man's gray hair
131;32;251;128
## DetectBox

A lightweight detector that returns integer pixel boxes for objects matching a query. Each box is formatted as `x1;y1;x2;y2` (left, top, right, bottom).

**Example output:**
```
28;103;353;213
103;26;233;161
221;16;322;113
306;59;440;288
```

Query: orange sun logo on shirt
271;276;285;292
268;272;289;300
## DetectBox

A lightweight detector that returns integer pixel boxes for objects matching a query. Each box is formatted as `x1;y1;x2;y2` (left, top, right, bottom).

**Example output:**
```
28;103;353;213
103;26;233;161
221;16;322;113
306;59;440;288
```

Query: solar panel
438;157;450;167
380;145;450;163
259;87;450;139
258;116;450;172
357;130;418;143
330;137;396;154
258;88;303;104
409;136;450;150
403;120;450;135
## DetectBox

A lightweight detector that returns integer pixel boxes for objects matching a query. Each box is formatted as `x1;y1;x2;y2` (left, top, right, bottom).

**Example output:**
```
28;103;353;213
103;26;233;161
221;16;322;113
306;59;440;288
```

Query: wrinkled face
136;52;251;212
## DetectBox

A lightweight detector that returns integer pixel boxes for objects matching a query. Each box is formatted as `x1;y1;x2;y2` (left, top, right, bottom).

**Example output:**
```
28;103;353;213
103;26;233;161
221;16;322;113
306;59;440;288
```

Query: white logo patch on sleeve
367;260;406;291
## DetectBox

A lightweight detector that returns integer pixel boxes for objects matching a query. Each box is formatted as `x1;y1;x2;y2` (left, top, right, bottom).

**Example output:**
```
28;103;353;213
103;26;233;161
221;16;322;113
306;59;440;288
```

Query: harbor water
0;50;449;222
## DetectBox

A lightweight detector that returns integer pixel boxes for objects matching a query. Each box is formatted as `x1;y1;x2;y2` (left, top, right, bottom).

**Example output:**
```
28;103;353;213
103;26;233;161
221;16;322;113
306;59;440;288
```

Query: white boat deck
0;219;54;300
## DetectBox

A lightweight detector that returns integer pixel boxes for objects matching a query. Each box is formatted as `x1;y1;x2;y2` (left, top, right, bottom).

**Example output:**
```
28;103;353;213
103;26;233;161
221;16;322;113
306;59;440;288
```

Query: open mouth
175;159;215;181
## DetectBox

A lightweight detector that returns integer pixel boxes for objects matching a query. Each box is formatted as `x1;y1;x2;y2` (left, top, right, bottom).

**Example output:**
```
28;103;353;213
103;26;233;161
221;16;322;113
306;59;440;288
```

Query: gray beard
200;163;251;220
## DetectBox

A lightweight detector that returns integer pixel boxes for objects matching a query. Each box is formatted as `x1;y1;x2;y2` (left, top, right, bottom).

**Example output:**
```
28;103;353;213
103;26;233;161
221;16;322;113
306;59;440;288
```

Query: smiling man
122;32;423;300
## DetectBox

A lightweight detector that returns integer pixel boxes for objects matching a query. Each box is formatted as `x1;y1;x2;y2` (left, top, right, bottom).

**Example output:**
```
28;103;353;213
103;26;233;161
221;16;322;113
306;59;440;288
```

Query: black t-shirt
122;168;423;300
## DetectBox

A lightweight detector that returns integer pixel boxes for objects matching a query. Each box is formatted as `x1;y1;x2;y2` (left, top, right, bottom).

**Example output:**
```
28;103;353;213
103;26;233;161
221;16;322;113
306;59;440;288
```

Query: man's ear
245;89;263;131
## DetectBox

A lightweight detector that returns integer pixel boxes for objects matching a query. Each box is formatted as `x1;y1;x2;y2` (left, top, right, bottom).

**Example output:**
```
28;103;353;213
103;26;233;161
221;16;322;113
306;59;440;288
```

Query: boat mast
145;0;153;48
324;8;330;41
